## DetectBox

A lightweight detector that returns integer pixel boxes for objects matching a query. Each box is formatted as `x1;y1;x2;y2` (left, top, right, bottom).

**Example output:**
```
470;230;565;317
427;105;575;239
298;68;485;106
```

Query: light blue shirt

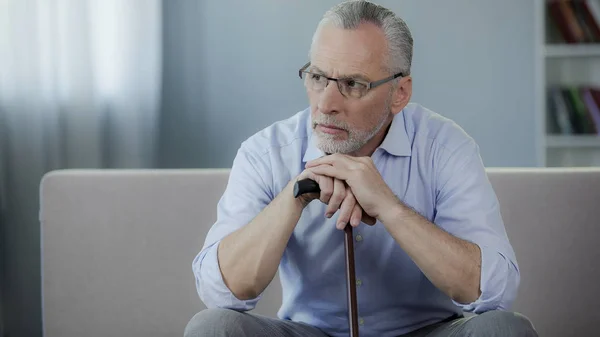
193;103;519;337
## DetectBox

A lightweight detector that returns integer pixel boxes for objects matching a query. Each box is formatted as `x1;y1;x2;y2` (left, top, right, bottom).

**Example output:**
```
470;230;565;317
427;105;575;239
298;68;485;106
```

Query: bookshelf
545;44;600;57
536;0;600;167
546;134;600;147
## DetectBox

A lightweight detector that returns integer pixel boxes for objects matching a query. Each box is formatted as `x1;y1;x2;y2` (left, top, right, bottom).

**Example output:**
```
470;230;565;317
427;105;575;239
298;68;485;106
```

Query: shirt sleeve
192;143;274;311
433;140;520;314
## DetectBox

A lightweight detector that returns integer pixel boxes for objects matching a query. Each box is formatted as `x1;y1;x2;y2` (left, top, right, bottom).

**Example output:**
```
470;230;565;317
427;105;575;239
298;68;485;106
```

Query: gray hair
311;0;413;76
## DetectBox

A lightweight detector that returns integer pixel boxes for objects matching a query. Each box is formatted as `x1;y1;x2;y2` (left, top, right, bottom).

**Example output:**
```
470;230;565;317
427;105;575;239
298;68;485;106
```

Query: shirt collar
302;108;412;163
378;110;412;157
303;129;325;163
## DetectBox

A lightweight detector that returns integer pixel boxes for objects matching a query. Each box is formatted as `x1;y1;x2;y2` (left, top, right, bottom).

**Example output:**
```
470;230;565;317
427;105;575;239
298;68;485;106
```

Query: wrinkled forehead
310;21;389;80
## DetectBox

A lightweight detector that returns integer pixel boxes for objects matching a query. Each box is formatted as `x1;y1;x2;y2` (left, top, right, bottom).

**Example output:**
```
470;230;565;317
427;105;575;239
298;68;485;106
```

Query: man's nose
318;80;344;115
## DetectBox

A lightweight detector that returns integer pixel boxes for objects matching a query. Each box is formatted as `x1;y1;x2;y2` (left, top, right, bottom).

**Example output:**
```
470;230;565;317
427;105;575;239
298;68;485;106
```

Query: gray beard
314;112;389;154
313;90;394;154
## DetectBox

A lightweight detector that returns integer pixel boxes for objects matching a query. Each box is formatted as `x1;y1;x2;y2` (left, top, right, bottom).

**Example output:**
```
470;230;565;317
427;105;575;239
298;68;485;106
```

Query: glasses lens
339;79;367;98
304;72;327;91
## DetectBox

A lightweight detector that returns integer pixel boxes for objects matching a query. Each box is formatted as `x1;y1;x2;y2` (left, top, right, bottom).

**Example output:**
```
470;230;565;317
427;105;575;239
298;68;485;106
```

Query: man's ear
390;76;412;115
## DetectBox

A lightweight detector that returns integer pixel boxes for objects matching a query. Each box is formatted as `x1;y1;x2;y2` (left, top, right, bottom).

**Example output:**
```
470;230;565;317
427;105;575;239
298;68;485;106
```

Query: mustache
312;115;348;130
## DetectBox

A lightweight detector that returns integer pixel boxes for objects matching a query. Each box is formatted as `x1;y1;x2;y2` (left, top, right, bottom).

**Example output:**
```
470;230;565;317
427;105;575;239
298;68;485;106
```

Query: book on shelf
547;86;600;135
547;0;600;44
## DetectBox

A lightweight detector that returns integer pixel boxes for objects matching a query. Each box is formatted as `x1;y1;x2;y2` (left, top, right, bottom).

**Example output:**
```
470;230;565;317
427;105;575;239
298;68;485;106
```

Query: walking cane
294;178;360;337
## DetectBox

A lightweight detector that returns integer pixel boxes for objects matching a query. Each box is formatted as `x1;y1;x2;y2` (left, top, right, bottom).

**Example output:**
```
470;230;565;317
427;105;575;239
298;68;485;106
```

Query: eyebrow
309;65;372;82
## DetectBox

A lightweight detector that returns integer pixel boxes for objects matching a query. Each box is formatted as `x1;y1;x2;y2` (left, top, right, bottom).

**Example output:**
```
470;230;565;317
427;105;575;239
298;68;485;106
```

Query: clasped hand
295;153;399;229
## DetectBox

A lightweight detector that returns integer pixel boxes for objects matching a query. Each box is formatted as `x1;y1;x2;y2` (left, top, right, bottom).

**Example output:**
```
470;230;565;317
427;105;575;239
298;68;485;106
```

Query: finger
350;204;362;228
325;179;346;218
351;204;376;226
294;169;331;205
309;164;348;181
346;185;376;226
306;153;354;169
336;188;357;229
316;174;334;205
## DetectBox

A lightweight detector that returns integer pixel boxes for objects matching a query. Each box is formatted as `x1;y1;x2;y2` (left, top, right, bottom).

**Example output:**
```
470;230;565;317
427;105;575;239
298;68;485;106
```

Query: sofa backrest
40;168;600;337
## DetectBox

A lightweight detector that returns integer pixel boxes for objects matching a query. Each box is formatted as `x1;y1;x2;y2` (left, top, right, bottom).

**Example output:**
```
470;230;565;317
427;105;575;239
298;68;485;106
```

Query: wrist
378;198;408;225
283;179;308;211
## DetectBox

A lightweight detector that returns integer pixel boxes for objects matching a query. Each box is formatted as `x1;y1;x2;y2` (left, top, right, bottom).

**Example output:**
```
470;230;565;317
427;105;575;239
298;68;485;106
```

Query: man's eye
345;79;363;88
310;74;322;81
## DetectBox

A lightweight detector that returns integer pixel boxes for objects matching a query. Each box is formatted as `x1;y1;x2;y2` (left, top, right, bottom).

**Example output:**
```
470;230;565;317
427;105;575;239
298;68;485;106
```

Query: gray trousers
184;308;538;337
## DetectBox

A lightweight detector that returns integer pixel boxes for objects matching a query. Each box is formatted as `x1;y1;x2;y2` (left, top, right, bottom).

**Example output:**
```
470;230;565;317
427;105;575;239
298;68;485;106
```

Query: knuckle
319;186;332;199
341;205;353;218
356;157;372;168
338;210;349;222
344;196;355;207
345;186;354;197
333;188;345;202
350;196;360;205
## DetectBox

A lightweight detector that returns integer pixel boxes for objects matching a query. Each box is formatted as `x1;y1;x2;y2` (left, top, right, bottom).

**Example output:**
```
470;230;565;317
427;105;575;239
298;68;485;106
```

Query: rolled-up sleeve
433;140;520;313
192;143;273;311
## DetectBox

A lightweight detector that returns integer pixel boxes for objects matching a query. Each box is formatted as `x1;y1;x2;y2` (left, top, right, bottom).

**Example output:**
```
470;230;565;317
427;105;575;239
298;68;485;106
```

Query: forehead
310;21;388;79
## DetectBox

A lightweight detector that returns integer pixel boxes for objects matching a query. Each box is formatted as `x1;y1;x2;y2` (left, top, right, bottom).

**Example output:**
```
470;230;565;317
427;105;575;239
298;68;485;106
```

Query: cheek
309;96;319;117
350;100;386;126
307;90;320;107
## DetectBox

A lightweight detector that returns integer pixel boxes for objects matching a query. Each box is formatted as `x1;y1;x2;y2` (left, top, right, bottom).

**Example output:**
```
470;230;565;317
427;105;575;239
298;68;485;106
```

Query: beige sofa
39;168;600;337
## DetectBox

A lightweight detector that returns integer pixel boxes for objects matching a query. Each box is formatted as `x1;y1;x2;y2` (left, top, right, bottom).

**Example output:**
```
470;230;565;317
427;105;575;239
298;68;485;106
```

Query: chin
316;137;362;155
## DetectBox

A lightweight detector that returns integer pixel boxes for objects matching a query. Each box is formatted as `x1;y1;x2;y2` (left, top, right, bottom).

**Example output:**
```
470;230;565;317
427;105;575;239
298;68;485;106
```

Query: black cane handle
293;178;321;197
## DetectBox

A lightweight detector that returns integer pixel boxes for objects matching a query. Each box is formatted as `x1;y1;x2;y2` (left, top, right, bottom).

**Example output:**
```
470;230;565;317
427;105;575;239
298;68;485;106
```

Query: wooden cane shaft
344;225;359;337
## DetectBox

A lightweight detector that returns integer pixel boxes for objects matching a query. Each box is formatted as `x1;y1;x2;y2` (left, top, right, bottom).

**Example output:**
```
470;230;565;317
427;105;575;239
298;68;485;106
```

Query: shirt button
355;234;363;242
358;317;364;326
356;279;362;286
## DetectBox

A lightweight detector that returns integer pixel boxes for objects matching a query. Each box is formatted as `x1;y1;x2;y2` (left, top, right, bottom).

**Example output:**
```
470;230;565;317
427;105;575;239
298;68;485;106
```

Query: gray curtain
0;1;162;335
1;105;7;337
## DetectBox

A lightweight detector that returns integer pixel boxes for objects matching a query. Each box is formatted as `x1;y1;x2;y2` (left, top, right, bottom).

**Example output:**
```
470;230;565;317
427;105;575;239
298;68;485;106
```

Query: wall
0;1;536;336
158;0;536;169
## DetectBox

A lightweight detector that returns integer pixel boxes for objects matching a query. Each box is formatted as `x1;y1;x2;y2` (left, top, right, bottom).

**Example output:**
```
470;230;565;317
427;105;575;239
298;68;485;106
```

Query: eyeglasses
298;62;403;99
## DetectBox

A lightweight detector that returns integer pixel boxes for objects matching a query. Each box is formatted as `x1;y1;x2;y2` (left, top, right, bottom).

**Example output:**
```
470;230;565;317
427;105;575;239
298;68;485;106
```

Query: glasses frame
298;61;404;98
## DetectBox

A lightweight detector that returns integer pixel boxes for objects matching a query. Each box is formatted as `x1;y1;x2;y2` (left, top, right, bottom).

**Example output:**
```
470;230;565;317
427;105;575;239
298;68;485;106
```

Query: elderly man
184;1;537;336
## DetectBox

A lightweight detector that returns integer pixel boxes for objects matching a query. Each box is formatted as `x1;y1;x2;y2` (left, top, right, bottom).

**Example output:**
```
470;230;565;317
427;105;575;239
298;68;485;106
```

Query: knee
183;308;245;337
466;310;538;337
